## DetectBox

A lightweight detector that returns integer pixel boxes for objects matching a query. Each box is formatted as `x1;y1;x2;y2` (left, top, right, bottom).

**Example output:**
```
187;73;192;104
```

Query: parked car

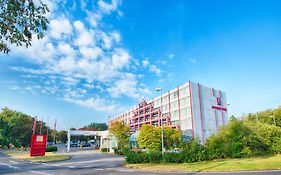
66;141;79;147
82;143;91;147
70;143;79;147
46;142;54;146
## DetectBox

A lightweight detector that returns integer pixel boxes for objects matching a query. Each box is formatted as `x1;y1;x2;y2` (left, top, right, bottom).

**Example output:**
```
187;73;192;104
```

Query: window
173;91;178;98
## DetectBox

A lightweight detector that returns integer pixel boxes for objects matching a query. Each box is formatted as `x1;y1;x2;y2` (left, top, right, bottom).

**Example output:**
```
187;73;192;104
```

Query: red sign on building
30;134;47;157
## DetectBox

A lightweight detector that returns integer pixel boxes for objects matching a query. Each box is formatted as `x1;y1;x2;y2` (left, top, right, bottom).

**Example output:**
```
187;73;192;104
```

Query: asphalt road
0;150;281;175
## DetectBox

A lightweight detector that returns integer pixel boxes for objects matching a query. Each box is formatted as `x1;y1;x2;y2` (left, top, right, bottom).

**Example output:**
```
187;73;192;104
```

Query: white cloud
168;54;175;59
138;87;152;96
11;36;56;64
49;18;72;39
101;32;112;49
111;48;130;69
117;10;124;18
189;58;197;64
80;47;103;60
142;59;149;67
74;29;94;47
57;43;76;58
149;65;162;76
107;73;138;98
7;0;154;112
98;0;119;14
10;67;53;75
73;20;85;31
111;31;121;43
64;97;116;111
86;12;102;27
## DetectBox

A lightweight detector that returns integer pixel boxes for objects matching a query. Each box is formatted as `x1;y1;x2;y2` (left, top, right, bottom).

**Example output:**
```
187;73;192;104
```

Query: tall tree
0;107;50;148
56;130;67;143
0;0;49;53
83;122;108;131
109;121;130;149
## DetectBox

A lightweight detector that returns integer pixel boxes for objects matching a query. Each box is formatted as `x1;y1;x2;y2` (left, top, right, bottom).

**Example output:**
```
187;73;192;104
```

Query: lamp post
156;87;164;156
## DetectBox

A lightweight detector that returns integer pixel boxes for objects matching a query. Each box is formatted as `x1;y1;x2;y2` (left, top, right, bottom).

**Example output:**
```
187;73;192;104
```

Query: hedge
101;148;109;152
46;146;57;152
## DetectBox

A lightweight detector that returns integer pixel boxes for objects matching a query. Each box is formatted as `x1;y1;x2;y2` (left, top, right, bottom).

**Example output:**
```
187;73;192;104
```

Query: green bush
46;146;57;152
163;152;183;163
124;150;162;164
205;118;281;159
124;151;146;164
181;139;207;163
147;151;162;163
113;147;123;155
101;148;109;152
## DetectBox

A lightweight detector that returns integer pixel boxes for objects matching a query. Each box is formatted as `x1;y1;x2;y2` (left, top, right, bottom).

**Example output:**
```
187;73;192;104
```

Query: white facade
110;81;228;144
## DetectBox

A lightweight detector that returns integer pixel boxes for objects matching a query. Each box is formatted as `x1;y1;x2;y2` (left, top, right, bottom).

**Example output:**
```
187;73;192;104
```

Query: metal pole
156;88;164;156
67;129;70;152
161;90;164;156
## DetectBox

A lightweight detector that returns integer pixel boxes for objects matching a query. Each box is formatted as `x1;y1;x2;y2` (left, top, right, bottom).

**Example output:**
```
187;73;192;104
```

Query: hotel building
110;81;228;144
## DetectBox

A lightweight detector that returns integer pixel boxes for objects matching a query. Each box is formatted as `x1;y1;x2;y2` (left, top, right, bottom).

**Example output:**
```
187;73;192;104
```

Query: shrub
101;148;109;152
163;152;183;163
124;150;162;164
147;151;162;163
124;151;146;164
45;146;57;152
113;147;123;155
181;139;207;163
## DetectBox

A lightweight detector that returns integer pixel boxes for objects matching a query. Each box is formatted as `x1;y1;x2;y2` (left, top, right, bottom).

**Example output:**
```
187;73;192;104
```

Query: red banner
30;134;47;157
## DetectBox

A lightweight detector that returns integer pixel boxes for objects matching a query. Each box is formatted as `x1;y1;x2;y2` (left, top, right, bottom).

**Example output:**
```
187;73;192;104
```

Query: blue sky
0;0;281;130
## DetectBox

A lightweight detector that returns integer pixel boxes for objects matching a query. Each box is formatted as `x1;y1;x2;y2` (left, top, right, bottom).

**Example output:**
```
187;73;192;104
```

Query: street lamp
156;87;164;156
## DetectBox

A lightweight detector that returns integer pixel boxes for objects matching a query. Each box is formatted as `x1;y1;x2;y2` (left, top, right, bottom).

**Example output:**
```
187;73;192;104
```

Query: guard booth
67;129;116;152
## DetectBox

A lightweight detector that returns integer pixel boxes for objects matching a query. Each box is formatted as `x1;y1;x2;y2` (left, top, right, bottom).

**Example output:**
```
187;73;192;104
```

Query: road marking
107;168;135;172
51;157;123;166
95;168;104;171
27;170;52;175
0;162;21;170
9;160;18;164
67;165;76;168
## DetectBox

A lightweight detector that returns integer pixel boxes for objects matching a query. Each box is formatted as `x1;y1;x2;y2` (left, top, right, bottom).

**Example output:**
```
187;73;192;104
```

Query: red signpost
30;134;47;156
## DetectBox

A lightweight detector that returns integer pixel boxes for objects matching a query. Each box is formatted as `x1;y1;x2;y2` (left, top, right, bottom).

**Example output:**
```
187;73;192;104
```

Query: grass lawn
126;154;281;172
5;151;71;162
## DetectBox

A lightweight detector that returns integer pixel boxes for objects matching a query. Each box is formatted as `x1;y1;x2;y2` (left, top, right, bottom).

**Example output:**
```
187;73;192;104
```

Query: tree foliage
245;106;281;127
205;117;281;159
0;107;63;147
138;125;161;151
109;121;130;149
56;130;67;143
83;122;108;131
161;126;182;149
0;0;49;53
138;125;182;152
